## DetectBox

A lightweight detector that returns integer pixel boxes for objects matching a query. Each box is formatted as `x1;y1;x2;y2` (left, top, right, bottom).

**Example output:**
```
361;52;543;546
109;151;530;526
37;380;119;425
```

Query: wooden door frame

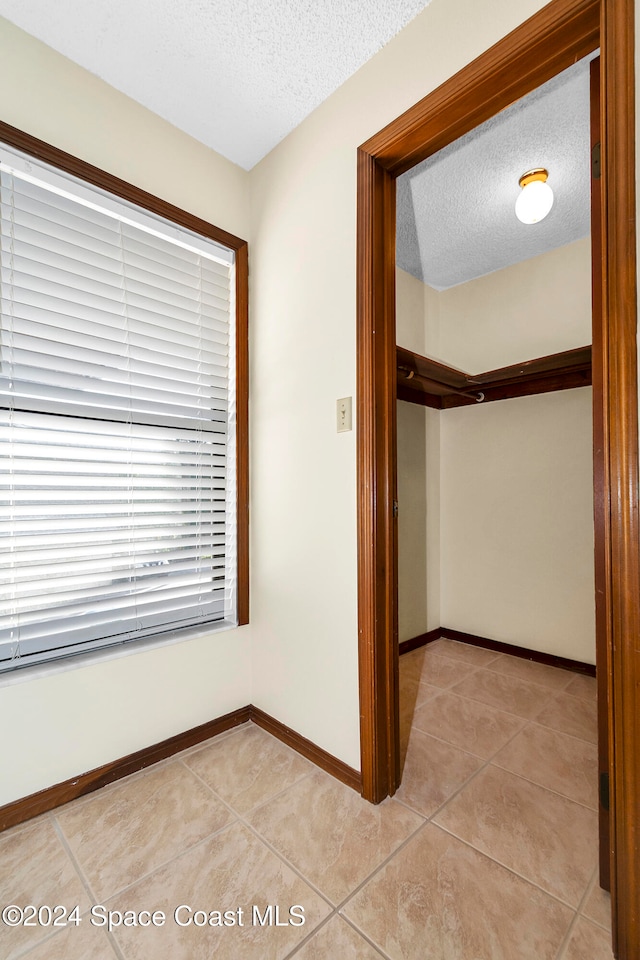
356;0;639;955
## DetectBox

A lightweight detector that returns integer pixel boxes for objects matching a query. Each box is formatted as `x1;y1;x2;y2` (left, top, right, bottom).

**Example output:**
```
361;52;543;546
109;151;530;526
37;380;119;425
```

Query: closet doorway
355;0;639;957
395;44;602;859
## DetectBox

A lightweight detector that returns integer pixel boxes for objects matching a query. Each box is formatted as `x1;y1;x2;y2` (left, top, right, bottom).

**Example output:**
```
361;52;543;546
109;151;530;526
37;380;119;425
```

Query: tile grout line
411;680;590;730
339;913;394;959
403;717;529;824
55;739;333;928
399;688;602;931
393;686;544;829
43;724;315;920
525;715;597;746
67;810;243;908
237;812;345;909
7;817;104;960
407;709;527;765
37;739;318;922
280;908;393;960
334;819;430;917
577;868;613;931
433;817;596;914
404;682;597;811
407;658;559;724
49;759;247;903
179;753;317;818
280;911;339;959
182;761;339;914
4;724;291;946
489;757;599;812
553;865;603;960
235;778;429;923
481;663;575;692
51;815;100;905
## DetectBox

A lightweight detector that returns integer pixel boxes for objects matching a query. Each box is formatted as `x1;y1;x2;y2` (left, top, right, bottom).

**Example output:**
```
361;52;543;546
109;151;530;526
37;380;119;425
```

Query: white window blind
0;143;238;672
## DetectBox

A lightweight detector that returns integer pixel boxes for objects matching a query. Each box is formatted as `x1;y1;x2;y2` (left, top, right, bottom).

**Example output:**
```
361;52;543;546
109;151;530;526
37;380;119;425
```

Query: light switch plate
337;396;352;433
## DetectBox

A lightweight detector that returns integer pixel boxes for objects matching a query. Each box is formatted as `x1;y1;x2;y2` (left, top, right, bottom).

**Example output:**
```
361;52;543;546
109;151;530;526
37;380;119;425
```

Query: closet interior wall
396;236;596;665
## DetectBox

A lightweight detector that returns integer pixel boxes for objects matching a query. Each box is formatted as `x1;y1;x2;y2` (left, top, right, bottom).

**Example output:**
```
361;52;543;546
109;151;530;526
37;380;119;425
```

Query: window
0;127;248;673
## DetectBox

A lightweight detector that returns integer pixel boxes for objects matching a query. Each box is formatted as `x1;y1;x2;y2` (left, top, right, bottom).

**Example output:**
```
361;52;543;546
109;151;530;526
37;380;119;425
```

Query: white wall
0;18;252;806
440;389;595;662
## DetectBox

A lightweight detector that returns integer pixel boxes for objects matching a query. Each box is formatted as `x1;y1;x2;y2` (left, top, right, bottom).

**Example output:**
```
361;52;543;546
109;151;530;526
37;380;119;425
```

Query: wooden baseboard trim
0;703;363;833
440;627;596;676
250;705;362;793
0;706;252;832
399;628;442;656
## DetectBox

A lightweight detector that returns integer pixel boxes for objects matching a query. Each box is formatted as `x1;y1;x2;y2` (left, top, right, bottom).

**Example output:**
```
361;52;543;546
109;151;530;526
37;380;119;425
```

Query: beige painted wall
435;242;595;662
247;0;548;766
440;389;595;662
398;238;592;369
436;238;592;371
396;269;440;642
397;401;441;641
0;18;252;806
396;267;427;354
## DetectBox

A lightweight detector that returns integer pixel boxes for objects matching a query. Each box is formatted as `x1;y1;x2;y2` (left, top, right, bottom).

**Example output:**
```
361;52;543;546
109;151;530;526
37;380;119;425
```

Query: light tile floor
1;639;613;959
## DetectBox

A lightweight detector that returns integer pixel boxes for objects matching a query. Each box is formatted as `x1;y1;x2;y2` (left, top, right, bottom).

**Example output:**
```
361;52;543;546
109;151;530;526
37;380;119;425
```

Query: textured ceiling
396;55;594;289
0;0;432;171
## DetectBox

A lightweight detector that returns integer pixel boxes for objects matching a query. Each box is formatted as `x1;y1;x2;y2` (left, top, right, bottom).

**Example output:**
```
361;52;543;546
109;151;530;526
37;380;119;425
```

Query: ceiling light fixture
515;167;554;224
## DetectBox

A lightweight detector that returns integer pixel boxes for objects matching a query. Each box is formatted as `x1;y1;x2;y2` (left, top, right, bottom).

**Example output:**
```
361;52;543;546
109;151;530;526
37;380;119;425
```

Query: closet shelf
397;344;592;409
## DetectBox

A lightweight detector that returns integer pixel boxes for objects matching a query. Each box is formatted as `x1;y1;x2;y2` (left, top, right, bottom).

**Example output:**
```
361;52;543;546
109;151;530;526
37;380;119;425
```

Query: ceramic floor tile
399;672;440;712
560;917;615;959
290;916;386;959
485;654;574;691
429;638;502;666
108;821;330;960
56;760;234;901
411;689;525;759
398;648;427;682
395;728;483;818
450;668;555;719
492;723;598;808
535;694;598;743
405;649;480;688
19;923;118;960
582;876;612;930
564;674;598;701
248;770;422;905
0;818;91;960
416;679;441;707
184;724;313;814
343;822;572;960
434;765;598;906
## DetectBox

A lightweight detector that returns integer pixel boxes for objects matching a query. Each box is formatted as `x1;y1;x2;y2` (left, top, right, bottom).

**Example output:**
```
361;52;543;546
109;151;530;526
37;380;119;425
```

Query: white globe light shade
515;178;554;224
